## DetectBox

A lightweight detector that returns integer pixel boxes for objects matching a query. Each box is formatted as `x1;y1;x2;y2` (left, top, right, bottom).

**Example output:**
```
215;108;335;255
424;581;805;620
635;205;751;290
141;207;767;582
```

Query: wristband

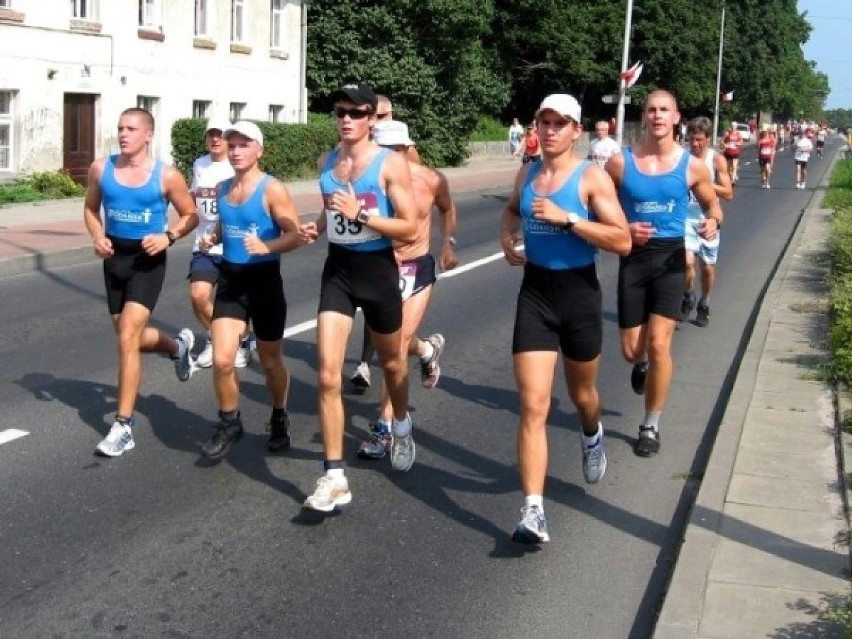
166;230;177;246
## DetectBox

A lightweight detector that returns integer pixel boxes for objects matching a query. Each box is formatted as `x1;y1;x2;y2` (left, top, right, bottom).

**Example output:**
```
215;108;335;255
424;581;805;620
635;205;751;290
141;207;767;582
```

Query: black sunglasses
334;106;372;120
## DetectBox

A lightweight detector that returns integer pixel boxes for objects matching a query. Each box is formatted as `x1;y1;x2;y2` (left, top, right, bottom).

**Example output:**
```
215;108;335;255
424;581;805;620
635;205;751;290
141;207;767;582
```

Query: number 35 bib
325;191;382;245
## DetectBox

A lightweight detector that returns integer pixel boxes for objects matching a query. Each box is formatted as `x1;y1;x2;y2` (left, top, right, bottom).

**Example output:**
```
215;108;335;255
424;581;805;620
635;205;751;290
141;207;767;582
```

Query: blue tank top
619;147;691;239
319;148;393;252
101;155;167;240
686;150;715;222
519;161;597;269
217;175;280;264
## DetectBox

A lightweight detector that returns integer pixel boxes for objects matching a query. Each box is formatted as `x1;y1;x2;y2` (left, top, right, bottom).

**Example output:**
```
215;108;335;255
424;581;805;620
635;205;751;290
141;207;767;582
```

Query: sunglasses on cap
334;106;373;120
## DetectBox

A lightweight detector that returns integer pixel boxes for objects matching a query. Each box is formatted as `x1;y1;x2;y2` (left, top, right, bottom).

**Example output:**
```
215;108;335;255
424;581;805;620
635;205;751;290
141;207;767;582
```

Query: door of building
63;93;96;184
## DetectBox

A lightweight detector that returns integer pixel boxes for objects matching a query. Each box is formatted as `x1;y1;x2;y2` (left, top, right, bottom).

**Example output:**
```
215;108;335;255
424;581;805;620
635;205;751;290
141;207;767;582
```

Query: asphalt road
0;138;842;639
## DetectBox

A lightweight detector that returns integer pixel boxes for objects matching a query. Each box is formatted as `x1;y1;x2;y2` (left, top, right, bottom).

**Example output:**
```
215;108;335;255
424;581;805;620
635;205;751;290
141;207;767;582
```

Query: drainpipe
298;0;308;124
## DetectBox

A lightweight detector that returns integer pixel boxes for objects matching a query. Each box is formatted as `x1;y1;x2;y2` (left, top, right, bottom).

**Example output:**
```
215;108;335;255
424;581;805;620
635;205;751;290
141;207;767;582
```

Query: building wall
0;0;305;179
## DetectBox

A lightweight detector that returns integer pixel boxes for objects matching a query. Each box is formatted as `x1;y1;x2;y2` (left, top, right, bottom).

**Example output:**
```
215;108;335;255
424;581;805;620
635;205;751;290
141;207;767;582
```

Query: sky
799;0;852;110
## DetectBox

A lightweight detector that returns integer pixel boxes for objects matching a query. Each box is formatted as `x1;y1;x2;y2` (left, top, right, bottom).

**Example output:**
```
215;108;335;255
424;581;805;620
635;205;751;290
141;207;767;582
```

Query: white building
0;0;307;183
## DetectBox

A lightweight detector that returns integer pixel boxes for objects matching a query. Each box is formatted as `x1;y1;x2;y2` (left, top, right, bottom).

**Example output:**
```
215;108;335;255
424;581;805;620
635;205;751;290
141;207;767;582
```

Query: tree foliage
306;0;836;164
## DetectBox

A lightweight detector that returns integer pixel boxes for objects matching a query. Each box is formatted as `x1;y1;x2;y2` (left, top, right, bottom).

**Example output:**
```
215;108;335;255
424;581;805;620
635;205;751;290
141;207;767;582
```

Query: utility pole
615;0;634;147
712;3;726;147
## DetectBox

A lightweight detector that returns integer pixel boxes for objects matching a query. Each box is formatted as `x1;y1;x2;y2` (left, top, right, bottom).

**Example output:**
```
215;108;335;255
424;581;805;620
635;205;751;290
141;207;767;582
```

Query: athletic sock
420;340;434;362
326;468;345;480
524;495;544;510
392;413;412;437
582;422;603;448
643;412;661;432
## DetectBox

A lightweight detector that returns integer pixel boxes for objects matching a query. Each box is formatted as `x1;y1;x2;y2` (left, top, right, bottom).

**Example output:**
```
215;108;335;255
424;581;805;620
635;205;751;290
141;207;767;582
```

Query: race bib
760;146;773;158
324;191;382;245
398;263;417;301
195;186;218;221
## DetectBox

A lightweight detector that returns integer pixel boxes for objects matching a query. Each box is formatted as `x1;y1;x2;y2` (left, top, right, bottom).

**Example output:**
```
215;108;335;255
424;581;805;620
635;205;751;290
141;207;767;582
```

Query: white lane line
281;249;510;338
0;429;29;445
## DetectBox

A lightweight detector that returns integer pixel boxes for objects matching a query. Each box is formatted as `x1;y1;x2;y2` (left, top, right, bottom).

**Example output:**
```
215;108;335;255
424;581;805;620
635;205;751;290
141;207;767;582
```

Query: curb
652;151;844;638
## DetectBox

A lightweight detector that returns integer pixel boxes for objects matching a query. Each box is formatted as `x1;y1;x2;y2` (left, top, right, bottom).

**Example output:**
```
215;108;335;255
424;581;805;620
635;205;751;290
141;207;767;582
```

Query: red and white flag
721;90;734;103
619;61;643;89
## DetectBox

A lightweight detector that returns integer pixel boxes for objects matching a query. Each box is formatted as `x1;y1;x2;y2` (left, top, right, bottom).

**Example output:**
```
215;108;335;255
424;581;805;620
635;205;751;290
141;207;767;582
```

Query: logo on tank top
633;199;676;215
106;207;153;224
523;219;568;235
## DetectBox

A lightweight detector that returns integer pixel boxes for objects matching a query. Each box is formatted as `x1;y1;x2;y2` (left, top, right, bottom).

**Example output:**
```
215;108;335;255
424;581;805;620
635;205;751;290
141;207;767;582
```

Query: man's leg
634;314;677;456
190;279;216;368
257;337;292;453
304;310;354;511
621;324;649;395
371;327;412;471
563;355;606;484
349;321;374;390
202;316;245;460
697;260;716;328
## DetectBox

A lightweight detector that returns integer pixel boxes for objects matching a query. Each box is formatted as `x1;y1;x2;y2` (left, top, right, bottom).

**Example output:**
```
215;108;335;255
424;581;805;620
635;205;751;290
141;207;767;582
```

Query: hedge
171;116;339;183
828;160;852;382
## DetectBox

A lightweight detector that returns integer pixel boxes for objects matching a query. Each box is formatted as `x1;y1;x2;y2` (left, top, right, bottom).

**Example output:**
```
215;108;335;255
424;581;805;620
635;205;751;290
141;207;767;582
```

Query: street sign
602;94;631;104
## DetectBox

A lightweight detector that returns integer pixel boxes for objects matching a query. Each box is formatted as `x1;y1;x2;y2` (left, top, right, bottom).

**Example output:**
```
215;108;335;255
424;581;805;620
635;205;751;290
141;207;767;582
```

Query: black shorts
319;244;402;335
618;239;685;328
759;158;772;167
816;140;825;150
187;251;222;284
103;236;166;315
795;159;809;168
212;261;286;342
512;262;602;362
399;254;437;302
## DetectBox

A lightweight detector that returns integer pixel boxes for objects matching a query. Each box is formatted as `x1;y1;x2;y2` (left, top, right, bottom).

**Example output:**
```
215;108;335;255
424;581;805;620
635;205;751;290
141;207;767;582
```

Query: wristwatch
564;212;580;230
356;207;371;225
445;236;458;248
165;230;177;246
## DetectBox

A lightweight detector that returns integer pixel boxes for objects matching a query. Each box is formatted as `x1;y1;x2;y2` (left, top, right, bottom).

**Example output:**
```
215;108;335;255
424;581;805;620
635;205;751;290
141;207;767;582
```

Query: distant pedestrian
82;107;198;457
509;117;524;157
587;119;621;168
520;124;541;164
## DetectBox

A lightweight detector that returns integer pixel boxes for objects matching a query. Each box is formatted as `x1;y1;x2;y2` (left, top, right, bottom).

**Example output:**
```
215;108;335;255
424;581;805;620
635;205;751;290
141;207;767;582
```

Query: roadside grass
0;171;84;205
828;160;852;384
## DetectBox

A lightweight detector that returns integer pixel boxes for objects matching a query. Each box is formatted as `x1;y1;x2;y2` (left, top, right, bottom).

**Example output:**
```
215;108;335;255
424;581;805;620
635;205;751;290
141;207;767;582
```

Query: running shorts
187;251;222;284
399;254;437;302
617;239;686;328
213;261;286;342
103;236;167;314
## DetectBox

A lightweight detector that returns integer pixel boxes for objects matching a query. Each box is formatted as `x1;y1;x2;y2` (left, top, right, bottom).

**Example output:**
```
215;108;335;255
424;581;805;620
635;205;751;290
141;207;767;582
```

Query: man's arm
432;170;459;271
245;180;315;255
82;159;113;258
500;166;529;266
711;153;734;201
141;165;199;256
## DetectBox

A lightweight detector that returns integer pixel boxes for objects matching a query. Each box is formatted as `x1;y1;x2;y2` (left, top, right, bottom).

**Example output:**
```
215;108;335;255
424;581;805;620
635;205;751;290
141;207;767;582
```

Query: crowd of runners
82;80;832;545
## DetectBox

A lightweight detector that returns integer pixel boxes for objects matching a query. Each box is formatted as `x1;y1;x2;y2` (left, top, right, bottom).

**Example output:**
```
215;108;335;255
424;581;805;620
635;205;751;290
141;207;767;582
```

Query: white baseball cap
205;117;231;134
373;120;414;147
223;120;264;146
535;94;582;123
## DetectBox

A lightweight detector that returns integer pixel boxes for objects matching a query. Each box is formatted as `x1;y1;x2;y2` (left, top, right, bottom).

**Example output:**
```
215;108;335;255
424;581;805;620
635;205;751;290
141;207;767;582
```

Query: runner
82;107;198;457
198;121;309;460
187;117;253;371
682;116;733;328
587;119;621;169
606;90;723;458
300;81;418;512
757;128;776;189
720;124;742;183
794;128;813;189
816;124;826;158
500;94;631;544
520;124;541;164
356;119;459;461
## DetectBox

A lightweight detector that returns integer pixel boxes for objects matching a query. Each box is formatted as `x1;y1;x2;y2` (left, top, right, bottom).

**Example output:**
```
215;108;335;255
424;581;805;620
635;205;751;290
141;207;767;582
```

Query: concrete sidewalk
654;157;851;637
0;157;520;278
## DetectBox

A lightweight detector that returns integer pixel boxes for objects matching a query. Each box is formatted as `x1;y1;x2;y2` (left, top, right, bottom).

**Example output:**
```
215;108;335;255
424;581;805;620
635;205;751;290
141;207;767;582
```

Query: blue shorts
684;219;720;265
187;251;222;284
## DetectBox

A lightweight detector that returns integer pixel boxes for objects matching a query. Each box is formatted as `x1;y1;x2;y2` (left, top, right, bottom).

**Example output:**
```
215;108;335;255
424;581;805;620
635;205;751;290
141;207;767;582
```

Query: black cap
332;81;378;111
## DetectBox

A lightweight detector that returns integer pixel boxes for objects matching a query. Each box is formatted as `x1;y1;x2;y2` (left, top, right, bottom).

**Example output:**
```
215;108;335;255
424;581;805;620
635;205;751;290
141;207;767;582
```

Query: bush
469;116;508;142
828;160;852;384
171;117;339;183
0;170;84;205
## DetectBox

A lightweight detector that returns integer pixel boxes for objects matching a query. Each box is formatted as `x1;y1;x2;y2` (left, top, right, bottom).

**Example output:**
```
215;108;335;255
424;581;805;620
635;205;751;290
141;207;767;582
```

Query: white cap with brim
535;93;582;123
373;120;414;147
205;117;232;133
223;120;264;146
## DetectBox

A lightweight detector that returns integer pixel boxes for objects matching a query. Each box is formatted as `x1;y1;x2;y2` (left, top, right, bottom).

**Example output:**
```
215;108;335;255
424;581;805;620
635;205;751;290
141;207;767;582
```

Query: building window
139;0;161;28
269;105;283;123
193;100;211;119
194;0;210;37
229;102;246;121
0;0;11;7
270;0;285;49
231;0;247;43
71;0;96;19
0;91;13;171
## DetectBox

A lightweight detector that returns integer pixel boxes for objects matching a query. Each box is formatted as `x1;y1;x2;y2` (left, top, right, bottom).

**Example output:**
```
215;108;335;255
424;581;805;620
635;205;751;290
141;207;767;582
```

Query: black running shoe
696;303;710;328
202;416;244;460
631;362;648;395
267;413;291;453
634;426;660;457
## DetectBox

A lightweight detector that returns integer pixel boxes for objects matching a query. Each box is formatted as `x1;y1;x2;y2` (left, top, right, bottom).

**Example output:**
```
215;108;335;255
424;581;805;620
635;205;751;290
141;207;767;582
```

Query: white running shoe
95;421;135;457
581;427;608;484
303;475;352;512
196;336;213;368
350;361;371;389
173;328;195;381
235;338;252;368
511;505;550;544
391;418;416;472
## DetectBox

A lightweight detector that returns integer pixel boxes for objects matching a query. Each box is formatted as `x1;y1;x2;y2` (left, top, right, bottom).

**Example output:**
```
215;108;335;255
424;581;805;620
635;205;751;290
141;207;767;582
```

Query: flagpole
712;2;726;147
616;0;634;147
